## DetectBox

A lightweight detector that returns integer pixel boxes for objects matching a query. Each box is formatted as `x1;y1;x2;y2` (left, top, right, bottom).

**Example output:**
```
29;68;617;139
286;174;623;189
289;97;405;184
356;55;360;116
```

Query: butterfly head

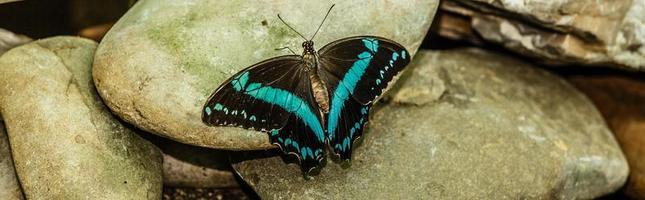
277;4;334;53
302;40;315;54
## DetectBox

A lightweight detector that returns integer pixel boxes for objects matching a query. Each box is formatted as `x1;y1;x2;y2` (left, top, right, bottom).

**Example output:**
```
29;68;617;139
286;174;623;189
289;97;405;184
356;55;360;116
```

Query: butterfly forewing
202;56;326;172
203;56;299;130
318;36;411;104
318;36;411;158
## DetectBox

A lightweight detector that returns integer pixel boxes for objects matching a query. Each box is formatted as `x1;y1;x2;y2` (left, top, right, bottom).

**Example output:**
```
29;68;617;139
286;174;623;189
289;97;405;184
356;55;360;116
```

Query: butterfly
202;5;411;174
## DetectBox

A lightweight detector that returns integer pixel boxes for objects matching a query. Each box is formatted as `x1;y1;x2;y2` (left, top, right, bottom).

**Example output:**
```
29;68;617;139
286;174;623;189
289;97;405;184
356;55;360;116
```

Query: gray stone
0;28;31;55
0;122;23;200
158;138;239;188
0;36;163;199
439;0;644;70
232;49;629;199
93;0;439;150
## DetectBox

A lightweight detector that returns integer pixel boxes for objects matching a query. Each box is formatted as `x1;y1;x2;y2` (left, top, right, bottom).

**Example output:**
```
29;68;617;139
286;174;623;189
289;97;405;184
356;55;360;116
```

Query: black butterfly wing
317;36;411;159
328;97;371;159
202;56;326;172
203;56;299;130
318;36;411;104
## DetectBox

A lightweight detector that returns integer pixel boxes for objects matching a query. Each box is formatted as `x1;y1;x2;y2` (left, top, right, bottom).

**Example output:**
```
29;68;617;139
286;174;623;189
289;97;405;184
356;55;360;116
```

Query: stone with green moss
93;0;439;150
232;49;629;199
0;36;163;199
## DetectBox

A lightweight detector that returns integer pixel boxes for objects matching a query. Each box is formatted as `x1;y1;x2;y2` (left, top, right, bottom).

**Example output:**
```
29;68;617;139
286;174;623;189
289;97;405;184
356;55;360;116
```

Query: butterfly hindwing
329;98;370;159
270;114;326;172
202;56;326;172
318;36;410;158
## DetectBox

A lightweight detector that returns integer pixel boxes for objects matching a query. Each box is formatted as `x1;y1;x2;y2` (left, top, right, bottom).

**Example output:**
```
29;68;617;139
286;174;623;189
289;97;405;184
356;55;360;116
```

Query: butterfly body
203;36;411;174
301;40;331;113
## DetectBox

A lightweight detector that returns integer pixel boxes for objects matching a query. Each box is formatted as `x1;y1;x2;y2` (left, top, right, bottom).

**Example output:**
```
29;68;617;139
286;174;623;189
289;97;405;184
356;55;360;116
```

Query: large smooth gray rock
439;0;644;70
0;36;163;199
0;122;23;200
93;0;439;150
232;49;629;199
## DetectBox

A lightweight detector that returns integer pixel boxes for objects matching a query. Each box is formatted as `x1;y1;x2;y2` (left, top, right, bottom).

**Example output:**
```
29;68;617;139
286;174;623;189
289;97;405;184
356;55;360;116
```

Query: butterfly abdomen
308;70;330;113
302;42;330;114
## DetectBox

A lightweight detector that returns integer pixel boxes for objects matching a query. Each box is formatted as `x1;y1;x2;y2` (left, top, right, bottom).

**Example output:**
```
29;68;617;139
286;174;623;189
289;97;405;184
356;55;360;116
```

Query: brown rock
68;0;129;31
569;74;645;199
78;23;114;42
437;0;644;70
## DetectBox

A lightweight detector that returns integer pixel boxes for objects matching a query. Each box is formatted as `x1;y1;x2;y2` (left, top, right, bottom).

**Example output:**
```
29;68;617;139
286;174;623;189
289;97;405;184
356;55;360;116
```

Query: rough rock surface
0;36;163;199
0;28;30;200
569;75;645;199
93;0;439;150
438;0;644;70
0;122;23;200
232;49;629;199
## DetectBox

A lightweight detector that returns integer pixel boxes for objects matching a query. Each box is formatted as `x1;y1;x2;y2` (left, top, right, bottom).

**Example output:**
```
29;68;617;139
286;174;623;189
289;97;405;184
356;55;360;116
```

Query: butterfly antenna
310;4;335;40
277;14;308;41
